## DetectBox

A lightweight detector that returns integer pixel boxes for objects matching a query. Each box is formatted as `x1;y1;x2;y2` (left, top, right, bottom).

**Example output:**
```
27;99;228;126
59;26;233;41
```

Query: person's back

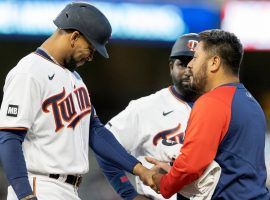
209;83;269;199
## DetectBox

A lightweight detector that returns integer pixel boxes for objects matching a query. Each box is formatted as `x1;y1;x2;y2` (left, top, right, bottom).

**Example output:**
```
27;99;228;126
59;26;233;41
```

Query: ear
169;60;174;73
70;31;80;48
209;55;221;73
169;61;174;69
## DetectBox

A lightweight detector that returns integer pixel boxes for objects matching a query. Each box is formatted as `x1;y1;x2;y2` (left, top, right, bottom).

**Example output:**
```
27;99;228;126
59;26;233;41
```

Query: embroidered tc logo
186;40;198;51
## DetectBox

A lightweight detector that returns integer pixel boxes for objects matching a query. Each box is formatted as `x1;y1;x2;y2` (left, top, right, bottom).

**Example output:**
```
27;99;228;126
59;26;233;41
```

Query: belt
49;174;82;187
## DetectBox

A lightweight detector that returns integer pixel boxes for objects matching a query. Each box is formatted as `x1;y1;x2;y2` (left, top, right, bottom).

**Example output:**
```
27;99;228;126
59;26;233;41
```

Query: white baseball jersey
0;51;91;175
106;86;192;200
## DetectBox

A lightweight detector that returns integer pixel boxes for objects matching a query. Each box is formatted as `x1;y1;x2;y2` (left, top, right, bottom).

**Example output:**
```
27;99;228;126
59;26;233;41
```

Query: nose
87;49;96;62
187;58;193;69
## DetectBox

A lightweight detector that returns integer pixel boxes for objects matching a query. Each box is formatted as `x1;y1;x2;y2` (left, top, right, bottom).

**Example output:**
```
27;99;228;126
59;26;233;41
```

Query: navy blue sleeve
96;154;138;200
89;106;140;174
0;130;33;199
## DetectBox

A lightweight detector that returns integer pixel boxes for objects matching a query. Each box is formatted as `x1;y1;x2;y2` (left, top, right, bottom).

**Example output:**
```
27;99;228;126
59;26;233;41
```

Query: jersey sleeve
95;155;138;200
0;73;41;130
160;96;231;198
0;130;33;199
105;100;140;153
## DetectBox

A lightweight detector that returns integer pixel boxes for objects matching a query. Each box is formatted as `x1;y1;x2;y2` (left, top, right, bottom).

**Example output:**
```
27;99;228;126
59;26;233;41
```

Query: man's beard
192;63;208;95
64;56;77;72
172;78;200;102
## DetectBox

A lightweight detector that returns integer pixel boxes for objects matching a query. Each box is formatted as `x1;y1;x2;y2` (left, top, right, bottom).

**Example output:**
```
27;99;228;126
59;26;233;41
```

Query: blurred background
0;0;269;199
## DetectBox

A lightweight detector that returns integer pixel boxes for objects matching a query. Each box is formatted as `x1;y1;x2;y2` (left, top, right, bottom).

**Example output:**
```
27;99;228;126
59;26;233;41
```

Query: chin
182;82;190;87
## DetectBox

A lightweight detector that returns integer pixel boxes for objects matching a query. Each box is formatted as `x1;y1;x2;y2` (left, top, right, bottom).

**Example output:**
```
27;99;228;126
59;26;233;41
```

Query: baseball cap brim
170;51;194;58
88;38;109;59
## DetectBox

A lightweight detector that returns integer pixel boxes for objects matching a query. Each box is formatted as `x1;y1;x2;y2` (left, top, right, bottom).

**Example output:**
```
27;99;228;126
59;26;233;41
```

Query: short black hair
199;29;243;75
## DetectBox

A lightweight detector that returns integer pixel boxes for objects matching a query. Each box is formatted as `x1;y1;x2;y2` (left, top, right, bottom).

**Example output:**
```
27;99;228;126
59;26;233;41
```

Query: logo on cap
186;40;198;51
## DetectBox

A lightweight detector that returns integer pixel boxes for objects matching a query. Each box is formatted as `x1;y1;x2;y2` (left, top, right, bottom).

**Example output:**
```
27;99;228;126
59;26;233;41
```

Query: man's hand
133;194;152;200
152;173;163;193
145;156;171;173
144;156;172;193
132;163;158;191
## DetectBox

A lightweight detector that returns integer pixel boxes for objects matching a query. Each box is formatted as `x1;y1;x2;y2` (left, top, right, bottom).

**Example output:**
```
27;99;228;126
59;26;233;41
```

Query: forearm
159;97;228;198
0;131;33;199
96;155;138;199
159;141;215;198
159;135;220;198
89;125;139;173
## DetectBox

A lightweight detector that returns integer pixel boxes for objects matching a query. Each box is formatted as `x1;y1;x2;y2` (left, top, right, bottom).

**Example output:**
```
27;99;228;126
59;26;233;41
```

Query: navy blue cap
54;2;112;58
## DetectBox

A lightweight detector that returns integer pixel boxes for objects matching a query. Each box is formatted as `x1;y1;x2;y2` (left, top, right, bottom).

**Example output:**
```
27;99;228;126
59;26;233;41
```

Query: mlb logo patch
7;105;19;117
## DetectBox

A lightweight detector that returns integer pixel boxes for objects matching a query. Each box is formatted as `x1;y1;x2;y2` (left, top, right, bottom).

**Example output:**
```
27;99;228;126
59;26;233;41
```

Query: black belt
49;174;82;187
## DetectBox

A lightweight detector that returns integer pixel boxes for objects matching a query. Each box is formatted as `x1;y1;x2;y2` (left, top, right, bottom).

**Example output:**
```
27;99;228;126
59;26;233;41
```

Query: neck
40;33;66;66
205;74;239;92
173;85;183;97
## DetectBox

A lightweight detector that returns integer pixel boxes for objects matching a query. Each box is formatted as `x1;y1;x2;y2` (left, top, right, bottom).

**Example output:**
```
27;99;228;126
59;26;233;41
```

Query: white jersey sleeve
106;100;139;153
0;72;40;129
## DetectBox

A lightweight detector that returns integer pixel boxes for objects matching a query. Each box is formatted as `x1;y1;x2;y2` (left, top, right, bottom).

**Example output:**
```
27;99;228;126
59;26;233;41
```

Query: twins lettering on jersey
42;87;91;132
153;123;184;146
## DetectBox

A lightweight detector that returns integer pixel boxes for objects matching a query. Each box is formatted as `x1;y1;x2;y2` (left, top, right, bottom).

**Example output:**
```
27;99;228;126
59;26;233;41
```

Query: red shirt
160;86;236;198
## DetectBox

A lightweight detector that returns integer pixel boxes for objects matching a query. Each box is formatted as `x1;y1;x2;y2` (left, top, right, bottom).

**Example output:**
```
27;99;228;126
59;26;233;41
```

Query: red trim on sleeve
120;175;129;183
160;86;236;198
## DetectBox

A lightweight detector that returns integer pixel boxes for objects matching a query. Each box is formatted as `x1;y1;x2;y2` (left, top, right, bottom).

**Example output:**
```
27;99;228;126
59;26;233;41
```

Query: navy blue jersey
213;83;269;199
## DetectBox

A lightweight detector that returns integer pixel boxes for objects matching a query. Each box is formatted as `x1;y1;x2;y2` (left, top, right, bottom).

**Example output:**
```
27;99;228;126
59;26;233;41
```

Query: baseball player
96;34;200;200
0;3;154;200
149;29;270;199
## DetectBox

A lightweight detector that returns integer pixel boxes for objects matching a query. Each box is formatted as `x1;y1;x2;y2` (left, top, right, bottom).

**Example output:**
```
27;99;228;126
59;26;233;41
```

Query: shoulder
196;86;237;107
127;87;170;109
72;71;83;81
4;53;56;88
192;86;237;118
8;53;45;76
5;54;36;79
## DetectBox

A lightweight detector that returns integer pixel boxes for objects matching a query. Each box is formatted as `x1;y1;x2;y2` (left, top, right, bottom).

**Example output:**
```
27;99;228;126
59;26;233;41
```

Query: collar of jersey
170;86;194;108
218;82;243;89
35;48;63;68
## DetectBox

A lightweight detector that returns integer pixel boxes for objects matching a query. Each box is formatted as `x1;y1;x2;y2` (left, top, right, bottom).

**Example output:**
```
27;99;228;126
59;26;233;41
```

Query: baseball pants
7;174;81;200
